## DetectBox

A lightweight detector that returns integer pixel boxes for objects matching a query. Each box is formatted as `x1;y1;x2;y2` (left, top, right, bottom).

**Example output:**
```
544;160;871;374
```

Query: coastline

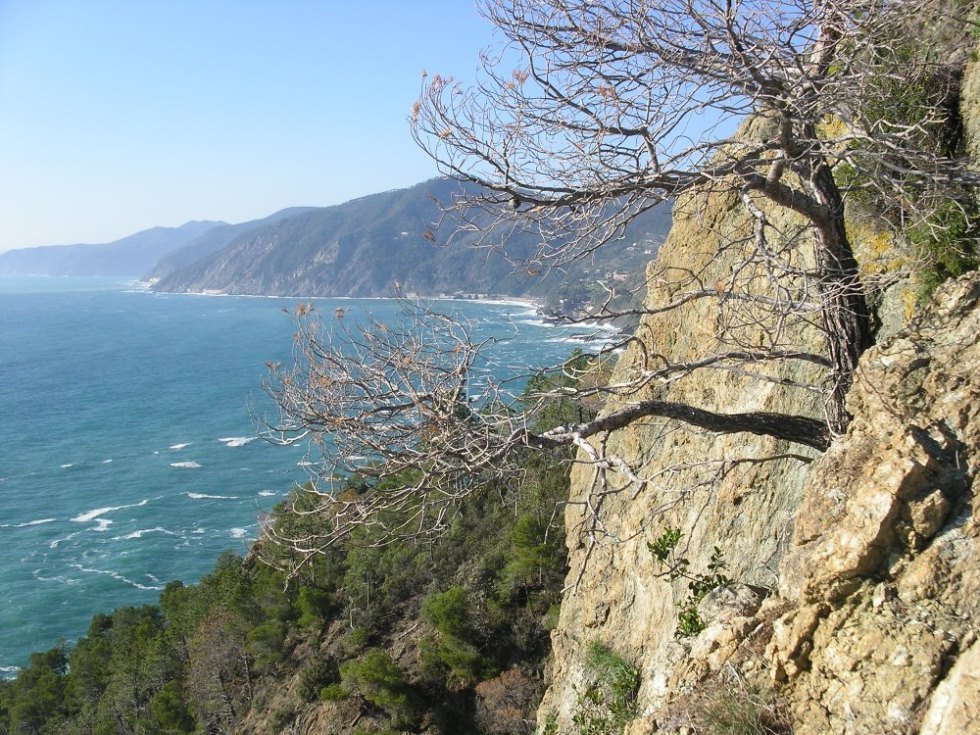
136;280;545;312
138;284;629;340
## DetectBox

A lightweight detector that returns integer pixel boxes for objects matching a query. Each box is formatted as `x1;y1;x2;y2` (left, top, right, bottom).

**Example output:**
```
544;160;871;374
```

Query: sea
0;276;614;674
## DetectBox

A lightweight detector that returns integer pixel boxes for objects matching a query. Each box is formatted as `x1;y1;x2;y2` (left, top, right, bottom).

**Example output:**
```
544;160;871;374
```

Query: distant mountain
0;221;224;277
147;207;318;279
151;179;672;306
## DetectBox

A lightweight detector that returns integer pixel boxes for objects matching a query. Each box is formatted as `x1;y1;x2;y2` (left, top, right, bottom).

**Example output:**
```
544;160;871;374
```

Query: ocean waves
69;564;165;592
218;436;257;447
0;518;57;529
71;498;152;524
0;284;595;671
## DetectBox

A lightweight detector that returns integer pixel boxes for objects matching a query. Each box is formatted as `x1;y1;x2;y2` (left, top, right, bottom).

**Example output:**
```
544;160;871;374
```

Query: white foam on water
191;527;206;534
218;436;256;447
169;442;192;450
31;569;76;584
15;518;56;528
517;317;553;328
170;461;202;469
111;527;179;541
185;492;237;500
229;528;249;539
50;531;83;549
101;458;113;464
69;563;164;591
93;518;113;532
60;463;74;469
257;490;277;497
72;498;150;524
297;460;314;467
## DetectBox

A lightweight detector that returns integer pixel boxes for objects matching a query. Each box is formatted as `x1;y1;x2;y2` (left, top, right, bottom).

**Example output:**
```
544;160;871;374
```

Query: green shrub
571;642;640;735
648;528;733;638
340;648;416;726
910;197;980;300
422;586;472;639
149;680;195;733
543;603;561;631
298;656;339;702
320;683;347;701
295;586;333;628
421;587;490;688
271;705;295;731
246;619;286;669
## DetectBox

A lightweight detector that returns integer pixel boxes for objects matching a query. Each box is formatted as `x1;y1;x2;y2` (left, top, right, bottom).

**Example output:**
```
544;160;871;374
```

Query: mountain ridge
150;178;673;311
2;179;671;316
0;220;225;277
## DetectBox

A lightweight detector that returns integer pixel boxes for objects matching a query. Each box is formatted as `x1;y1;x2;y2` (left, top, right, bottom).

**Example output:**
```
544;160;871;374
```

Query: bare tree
262;300;826;551
411;0;975;433
262;0;976;555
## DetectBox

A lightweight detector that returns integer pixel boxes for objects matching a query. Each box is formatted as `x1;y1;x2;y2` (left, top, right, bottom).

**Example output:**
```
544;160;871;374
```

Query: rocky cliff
537;59;980;735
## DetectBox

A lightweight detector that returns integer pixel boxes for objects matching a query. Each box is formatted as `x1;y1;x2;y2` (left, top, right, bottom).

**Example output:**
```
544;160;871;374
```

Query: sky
0;1;494;252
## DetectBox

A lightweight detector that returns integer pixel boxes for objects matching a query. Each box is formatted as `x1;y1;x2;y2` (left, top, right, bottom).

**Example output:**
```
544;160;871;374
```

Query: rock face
538;37;980;726
765;274;980;734
538;182;980;735
536;172;827;732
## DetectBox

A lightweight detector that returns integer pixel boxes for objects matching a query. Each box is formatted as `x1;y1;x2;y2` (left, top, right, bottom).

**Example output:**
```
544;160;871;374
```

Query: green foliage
271;705;296;731
320;682;348;701
571;642;640;735
298;655;339;702
423;586;473;639
247;619;287;669
346;626;373;651
421;586;491;688
910;197;980;300
677;606;707;638
149;680;195;733
499;512;564;597
3;646;70;735
341;648;417;725
648;528;733;638
833;20;979;299
344;535;428;630
296;585;333;628
543;603;561;632
542;711;559;735
648;526;683;562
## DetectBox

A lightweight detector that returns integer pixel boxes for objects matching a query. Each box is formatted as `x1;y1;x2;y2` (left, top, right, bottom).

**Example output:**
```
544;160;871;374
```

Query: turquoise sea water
0;277;610;673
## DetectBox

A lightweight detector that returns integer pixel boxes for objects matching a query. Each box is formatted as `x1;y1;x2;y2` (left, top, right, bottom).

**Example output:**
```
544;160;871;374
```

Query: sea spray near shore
0;276;615;672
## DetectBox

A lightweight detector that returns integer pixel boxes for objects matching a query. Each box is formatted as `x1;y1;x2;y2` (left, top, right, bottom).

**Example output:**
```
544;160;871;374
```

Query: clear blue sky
0;1;493;252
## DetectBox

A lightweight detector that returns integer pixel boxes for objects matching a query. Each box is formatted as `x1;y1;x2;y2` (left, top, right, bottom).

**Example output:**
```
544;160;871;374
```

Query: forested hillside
151;178;672;314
